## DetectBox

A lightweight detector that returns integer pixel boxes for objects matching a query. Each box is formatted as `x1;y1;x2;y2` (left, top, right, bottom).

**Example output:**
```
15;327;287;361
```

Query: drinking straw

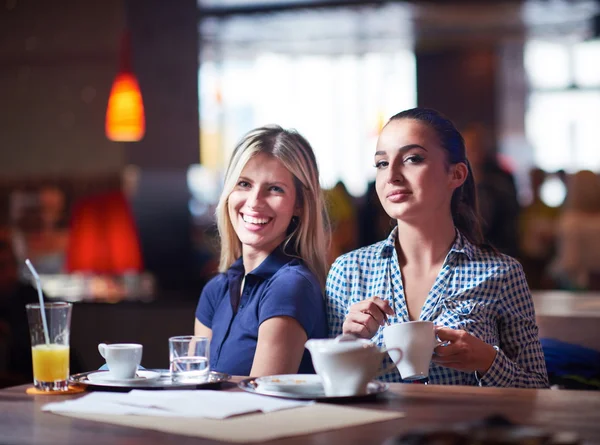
25;259;50;345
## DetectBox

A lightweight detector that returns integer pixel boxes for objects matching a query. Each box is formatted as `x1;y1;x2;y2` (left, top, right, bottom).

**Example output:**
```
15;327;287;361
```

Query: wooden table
1;378;599;445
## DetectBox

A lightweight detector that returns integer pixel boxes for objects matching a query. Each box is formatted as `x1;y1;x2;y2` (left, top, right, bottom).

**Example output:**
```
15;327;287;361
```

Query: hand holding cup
431;327;497;375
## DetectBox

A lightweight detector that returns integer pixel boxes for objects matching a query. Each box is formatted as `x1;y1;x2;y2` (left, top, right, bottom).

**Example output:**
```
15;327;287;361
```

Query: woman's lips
386;190;411;203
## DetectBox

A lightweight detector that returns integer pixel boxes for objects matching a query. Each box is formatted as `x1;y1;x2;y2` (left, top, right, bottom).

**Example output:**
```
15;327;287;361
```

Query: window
525;40;600;173
198;6;416;197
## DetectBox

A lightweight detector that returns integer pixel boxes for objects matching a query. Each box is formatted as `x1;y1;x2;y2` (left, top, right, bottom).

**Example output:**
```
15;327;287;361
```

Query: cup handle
98;343;107;359
380;347;403;374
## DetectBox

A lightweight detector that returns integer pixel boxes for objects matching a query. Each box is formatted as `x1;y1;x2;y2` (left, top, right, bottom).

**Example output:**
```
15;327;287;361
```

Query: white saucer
87;370;162;384
254;374;324;395
240;376;388;401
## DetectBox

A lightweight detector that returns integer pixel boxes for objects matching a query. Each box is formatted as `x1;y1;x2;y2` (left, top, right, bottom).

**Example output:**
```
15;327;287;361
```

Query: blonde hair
216;125;330;288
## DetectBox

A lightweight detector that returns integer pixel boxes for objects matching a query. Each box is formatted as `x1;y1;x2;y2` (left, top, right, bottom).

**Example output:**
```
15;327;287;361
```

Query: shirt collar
448;228;476;261
377;226;475;261
378;227;398;257
228;246;295;281
227;256;245;280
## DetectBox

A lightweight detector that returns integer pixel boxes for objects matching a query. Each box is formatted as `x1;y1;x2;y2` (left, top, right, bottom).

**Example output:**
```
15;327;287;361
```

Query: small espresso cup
305;336;402;397
98;343;143;379
382;321;443;382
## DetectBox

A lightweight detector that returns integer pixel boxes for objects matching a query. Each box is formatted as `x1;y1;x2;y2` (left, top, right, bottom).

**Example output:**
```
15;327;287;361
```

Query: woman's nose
245;189;264;209
386;167;404;185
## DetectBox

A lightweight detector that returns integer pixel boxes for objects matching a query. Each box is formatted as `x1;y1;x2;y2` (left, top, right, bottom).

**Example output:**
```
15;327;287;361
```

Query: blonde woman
194;125;330;376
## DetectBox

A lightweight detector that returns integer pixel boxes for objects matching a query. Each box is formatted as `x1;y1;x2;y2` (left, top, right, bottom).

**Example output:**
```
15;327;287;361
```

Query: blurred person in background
519;168;561;289
194;125;330;376
0;227;38;388
327;108;548;387
462;123;520;259
325;180;359;264
550;170;600;290
12;185;69;275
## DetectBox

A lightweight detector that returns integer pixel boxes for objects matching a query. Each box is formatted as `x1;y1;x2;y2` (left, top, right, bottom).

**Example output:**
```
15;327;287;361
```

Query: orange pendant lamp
106;31;145;142
66;191;143;274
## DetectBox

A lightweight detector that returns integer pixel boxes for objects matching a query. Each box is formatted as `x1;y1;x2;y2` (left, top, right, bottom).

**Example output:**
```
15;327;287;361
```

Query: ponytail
451;160;484;246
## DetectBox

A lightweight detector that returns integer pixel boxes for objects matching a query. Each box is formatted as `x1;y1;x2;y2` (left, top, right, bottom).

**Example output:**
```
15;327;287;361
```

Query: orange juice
31;344;70;382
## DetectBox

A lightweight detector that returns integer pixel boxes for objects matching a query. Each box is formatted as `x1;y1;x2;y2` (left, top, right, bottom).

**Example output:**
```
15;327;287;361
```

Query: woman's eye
237;180;250;188
269;185;284;193
404;155;424;164
374;160;388;169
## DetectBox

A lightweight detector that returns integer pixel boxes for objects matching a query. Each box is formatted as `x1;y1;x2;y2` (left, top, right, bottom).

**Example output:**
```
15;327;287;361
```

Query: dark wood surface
1;378;599;445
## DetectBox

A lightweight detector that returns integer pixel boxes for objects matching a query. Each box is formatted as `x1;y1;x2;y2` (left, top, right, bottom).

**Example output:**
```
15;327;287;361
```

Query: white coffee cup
382;321;443;382
305;335;402;397
98;343;143;379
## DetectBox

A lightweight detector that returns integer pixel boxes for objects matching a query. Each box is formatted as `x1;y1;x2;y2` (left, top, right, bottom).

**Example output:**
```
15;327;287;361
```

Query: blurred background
1;0;600;387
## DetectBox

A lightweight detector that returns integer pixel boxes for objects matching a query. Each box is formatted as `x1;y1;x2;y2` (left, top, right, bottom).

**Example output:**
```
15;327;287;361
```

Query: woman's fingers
342;297;395;339
355;297;394;316
342;311;381;339
352;297;394;323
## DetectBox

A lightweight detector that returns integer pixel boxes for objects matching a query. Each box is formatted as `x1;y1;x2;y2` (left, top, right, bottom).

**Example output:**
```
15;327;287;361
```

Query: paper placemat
48;403;405;443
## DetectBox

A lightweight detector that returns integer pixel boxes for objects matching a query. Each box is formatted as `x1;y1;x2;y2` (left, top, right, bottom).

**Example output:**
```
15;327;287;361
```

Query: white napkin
42;390;313;419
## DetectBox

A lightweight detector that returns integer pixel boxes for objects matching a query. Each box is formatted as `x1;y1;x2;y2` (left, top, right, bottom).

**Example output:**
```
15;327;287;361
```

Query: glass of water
168;336;210;382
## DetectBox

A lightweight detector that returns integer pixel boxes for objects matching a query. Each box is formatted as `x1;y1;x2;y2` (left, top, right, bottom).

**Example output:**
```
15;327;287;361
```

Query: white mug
98;343;143;379
382;321;443;382
305;336;402;397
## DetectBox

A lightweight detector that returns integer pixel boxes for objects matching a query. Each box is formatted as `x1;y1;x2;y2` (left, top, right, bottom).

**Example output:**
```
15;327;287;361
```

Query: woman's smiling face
228;152;298;258
374;119;460;223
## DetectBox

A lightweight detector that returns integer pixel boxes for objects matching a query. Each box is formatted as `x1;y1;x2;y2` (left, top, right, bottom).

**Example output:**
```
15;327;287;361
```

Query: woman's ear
449;162;468;190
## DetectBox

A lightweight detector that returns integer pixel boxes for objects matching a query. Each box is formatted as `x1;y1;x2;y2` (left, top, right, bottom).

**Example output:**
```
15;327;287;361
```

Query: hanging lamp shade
66;191;143;274
106;31;145;142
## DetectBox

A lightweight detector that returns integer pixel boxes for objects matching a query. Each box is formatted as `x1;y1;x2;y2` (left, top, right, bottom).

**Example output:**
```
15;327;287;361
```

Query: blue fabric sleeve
195;275;226;329
258;268;323;336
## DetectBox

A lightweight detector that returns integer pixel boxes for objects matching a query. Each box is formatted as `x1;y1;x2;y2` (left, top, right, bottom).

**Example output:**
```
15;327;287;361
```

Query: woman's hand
342;297;394;339
432;327;497;375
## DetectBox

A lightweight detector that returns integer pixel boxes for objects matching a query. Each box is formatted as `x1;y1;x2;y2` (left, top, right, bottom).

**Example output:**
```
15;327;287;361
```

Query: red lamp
66;191;143;274
105;31;145;142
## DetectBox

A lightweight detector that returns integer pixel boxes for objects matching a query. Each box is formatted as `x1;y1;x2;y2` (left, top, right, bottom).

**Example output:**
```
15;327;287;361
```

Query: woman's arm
194;319;212;340
250;268;325;377
476;261;549;388
194;276;222;341
249;316;307;376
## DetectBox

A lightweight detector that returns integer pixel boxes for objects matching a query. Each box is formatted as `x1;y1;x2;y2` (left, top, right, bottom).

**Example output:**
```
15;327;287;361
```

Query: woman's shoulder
466;244;525;276
272;258;321;289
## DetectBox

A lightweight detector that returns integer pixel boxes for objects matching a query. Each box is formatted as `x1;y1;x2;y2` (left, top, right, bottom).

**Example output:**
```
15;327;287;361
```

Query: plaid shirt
326;227;549;388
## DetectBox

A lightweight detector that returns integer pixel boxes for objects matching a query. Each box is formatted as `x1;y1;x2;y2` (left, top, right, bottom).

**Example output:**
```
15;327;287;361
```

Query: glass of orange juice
25;302;72;391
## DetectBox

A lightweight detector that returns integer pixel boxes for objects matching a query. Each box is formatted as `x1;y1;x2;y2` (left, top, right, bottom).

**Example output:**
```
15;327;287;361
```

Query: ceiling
197;0;600;56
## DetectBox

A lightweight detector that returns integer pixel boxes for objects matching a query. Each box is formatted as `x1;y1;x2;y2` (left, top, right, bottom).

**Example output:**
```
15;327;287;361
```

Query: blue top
327;227;549;388
195;247;327;376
